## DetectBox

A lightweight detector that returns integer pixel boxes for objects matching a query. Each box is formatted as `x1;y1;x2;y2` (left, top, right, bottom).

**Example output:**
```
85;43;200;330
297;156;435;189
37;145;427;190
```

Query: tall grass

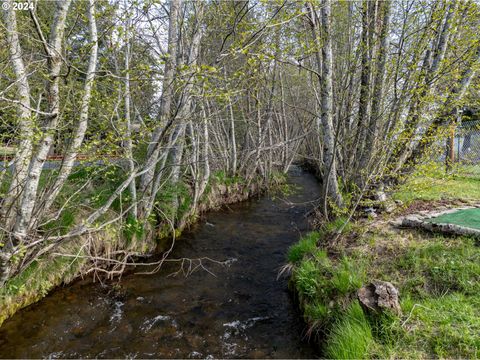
325;301;374;359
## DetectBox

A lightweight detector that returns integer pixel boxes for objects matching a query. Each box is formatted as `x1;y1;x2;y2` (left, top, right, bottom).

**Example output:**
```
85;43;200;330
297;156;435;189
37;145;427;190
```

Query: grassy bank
289;165;480;358
0;167;283;326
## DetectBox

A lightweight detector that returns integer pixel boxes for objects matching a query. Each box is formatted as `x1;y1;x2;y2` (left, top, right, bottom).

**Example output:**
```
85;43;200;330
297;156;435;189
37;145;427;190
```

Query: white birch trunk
14;0;72;238
139;0;181;203
1;0;34;229
40;0;98;216
123;7;137;218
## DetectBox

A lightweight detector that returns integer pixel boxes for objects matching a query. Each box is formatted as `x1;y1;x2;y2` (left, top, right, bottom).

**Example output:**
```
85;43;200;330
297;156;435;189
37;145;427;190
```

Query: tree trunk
123;5;137;218
358;0;391;184
355;0;375;182
139;0;181;214
14;0;72;238
40;0;98;216
1;0;34;231
307;0;343;215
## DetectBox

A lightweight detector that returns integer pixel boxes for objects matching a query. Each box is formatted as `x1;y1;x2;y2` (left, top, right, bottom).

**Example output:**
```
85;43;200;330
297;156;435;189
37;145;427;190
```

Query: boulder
358;281;401;316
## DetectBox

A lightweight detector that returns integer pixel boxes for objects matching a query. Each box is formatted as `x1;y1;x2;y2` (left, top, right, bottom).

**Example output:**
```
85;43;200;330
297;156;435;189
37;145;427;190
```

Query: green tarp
427;208;480;230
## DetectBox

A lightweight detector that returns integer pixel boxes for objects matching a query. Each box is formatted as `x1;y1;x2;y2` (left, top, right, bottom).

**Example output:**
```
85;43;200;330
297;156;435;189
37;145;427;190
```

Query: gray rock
358;281;401;315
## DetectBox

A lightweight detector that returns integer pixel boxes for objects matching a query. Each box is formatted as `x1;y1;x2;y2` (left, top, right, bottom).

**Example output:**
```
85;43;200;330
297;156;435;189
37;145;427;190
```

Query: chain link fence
451;120;480;163
441;119;480;177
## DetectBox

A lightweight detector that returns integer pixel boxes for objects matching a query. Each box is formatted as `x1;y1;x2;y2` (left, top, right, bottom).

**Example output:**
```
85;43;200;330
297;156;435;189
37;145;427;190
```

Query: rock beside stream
358;281;401;316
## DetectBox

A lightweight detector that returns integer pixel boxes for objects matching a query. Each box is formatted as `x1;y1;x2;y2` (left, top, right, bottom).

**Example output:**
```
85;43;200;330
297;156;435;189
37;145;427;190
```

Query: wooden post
446;123;455;172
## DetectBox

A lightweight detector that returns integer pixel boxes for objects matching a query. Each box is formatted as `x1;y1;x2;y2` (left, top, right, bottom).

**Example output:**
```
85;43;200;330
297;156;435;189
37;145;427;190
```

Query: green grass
212;170;244;186
369;235;480;358
288;163;480;358
287;231;320;263
456;164;480;176
323;216;352;234
330;256;365;296
0;241;87;326
325;301;374;359
399;293;480;358
41;208;76;235
304;301;329;323
290;226;480;358
291;232;367;330
396;237;480;296
394;163;480;202
294;259;321;300
292;249;365;303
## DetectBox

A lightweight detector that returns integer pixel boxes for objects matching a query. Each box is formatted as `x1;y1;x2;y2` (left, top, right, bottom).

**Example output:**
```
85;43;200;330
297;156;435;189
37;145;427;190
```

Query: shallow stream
0;167;321;358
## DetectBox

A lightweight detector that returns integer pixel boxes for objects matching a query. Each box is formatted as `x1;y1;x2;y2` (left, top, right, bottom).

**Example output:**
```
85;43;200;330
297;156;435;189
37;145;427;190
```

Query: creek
0;167;321;358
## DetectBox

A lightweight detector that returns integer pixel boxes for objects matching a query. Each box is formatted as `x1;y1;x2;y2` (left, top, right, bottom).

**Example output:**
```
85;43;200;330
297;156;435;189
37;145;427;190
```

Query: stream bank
0;173;272;327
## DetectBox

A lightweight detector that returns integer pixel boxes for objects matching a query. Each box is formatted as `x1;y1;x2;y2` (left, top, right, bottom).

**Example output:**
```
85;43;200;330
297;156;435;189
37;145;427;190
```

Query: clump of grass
325;301;374;359
291;241;367;323
294;259;320;300
293;245;365;301
287;231;320;263
330;256;365;296
304;301;329;323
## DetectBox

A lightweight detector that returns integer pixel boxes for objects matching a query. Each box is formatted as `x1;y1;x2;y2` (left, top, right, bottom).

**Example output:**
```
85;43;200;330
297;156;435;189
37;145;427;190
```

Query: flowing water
0;167;321;358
